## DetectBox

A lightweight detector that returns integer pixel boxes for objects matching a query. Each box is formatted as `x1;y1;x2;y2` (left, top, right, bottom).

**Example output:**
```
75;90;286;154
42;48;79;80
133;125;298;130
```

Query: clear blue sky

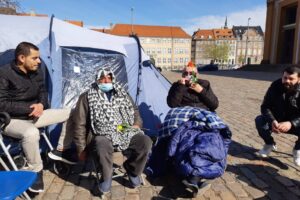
20;0;266;34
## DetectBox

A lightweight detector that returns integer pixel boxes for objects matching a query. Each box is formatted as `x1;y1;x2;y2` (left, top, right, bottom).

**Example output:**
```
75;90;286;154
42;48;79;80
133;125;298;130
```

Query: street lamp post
131;7;134;35
244;17;251;64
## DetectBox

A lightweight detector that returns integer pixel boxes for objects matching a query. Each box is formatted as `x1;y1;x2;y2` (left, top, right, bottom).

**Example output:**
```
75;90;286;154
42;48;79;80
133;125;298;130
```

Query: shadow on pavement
148;173;195;199
228;140;291;170
226;163;300;199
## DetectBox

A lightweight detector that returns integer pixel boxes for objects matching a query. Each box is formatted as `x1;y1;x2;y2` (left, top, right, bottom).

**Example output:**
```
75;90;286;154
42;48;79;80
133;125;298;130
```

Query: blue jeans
255;115;300;150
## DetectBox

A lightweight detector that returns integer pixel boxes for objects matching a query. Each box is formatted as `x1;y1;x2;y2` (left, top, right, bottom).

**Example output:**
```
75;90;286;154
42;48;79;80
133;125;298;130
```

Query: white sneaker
258;144;277;157
293;149;300;166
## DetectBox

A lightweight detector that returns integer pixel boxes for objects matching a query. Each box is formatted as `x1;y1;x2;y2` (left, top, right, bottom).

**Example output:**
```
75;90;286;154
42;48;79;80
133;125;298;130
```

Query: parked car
197;64;218;72
228;64;240;70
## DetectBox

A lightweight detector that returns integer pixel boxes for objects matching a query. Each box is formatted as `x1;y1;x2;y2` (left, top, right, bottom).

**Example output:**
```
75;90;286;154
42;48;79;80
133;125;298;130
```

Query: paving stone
203;189;218;199
58;185;76;199
47;182;64;193
250;178;268;189
240;167;257;180
111;185;126;199
265;190;284;200
275;176;295;187
227;182;248;197
211;183;227;194
221;173;236;184
243;186;265;199
194;194;210;200
42;193;59;200
74;190;91;200
124;193;140;200
125;186;140;195
219;190;237;200
287;186;300;196
139;187;154;200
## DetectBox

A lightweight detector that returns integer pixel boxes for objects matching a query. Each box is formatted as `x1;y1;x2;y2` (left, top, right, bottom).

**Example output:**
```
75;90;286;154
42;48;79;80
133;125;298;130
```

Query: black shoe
48;149;77;165
29;170;44;193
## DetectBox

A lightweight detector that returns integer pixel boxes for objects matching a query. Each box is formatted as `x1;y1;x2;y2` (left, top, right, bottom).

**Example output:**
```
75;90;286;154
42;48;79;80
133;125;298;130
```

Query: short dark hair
15;42;39;60
283;66;300;77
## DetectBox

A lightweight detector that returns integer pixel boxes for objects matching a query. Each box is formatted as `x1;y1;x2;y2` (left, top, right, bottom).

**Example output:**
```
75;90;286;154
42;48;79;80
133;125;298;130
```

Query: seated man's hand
29;103;44;117
190;83;203;93
277;121;292;133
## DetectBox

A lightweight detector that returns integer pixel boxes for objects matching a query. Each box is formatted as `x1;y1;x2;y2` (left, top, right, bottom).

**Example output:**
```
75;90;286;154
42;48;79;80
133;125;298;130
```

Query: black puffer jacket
167;79;219;111
0;61;48;119
261;79;300;128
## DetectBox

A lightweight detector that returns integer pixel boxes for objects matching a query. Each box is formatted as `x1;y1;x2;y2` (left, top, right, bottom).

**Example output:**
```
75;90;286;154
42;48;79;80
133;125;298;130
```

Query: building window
157;58;161;63
168;48;172;54
163;58;166;63
168;58;171;63
180;58;183;63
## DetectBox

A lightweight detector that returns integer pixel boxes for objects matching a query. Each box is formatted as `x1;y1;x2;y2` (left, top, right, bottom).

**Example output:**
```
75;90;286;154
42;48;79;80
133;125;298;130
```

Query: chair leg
0;137;18;170
0;157;10;171
40;129;54;151
0;135;33;200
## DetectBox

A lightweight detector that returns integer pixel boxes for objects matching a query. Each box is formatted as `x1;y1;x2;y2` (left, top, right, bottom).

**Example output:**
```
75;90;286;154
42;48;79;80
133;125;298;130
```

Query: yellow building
264;0;300;64
102;24;191;70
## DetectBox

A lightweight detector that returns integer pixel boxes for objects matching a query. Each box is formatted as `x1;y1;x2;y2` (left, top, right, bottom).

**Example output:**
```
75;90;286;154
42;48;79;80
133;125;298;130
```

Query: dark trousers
255;115;300;150
93;133;152;181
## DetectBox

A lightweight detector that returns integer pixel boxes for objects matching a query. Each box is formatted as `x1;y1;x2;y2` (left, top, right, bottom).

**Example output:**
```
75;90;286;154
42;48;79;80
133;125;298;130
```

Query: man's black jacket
167;79;219;111
261;78;300;128
0;61;48;119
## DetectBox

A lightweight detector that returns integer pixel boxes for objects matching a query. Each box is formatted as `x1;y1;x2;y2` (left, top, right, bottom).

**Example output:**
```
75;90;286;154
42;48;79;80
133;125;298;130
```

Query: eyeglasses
182;71;194;77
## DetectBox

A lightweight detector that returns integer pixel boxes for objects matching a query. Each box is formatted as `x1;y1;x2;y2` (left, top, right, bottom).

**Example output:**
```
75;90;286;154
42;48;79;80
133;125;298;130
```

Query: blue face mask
98;83;113;92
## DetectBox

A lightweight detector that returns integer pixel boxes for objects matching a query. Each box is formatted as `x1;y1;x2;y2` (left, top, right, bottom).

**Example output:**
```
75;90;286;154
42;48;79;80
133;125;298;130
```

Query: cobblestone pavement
29;70;300;200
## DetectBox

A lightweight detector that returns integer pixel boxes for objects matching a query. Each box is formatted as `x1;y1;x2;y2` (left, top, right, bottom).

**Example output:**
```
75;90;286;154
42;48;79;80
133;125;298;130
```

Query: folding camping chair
0;171;37;200
0;111;70;176
0;112;34;200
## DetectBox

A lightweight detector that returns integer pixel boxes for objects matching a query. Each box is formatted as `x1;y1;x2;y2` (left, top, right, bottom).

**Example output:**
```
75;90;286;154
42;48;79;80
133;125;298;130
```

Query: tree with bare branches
0;0;20;14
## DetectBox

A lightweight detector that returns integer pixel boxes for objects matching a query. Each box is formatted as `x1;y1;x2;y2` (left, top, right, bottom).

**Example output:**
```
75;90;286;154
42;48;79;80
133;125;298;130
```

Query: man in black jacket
256;66;300;166
0;42;71;193
167;62;218;111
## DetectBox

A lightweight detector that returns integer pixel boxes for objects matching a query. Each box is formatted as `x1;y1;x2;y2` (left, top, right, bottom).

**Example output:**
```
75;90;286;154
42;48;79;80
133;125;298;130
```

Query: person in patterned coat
71;68;152;193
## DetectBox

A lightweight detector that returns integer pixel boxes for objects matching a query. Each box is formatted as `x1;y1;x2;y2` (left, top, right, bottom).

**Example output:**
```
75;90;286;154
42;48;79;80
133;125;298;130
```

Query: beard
283;82;299;92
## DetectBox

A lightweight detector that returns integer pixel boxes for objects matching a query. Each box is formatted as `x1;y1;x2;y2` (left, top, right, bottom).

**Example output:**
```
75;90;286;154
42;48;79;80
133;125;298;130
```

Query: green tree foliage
203;42;230;63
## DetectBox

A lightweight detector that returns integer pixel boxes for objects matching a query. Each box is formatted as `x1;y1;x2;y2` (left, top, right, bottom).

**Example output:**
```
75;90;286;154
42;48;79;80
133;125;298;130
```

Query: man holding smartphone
256;66;300;166
167;61;219;111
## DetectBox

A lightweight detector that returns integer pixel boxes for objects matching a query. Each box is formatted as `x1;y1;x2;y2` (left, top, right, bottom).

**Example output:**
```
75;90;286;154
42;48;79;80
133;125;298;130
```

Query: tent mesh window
61;47;128;108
